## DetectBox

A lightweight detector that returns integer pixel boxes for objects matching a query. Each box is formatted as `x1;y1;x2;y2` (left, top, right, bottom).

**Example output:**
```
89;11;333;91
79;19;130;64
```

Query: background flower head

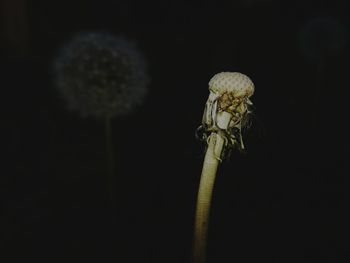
298;17;348;63
53;32;150;119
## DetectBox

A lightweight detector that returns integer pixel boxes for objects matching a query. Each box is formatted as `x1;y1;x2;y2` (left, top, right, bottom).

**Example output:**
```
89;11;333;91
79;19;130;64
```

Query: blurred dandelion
53;32;150;204
53;32;149;118
298;17;348;178
298;17;348;126
298;17;348;64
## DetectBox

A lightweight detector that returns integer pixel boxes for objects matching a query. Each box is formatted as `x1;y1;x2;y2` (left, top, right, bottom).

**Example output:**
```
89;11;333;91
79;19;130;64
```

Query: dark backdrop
1;0;349;262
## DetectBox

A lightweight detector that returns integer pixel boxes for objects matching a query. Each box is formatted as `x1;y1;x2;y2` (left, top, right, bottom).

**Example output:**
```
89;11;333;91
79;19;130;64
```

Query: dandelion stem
193;132;225;263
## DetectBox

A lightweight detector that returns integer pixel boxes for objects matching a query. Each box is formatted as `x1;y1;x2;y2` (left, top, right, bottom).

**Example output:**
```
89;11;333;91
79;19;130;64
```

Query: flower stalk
193;131;225;263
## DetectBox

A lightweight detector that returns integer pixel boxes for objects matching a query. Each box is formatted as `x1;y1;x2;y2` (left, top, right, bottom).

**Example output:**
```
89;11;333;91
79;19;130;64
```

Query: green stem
193;132;225;263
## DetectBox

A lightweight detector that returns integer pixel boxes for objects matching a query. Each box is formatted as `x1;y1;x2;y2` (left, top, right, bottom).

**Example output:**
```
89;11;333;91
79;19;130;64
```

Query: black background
1;0;349;262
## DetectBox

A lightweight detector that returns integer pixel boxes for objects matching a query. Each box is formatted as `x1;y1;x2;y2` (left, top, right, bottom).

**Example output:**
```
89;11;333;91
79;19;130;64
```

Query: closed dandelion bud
198;72;255;153
53;32;149;119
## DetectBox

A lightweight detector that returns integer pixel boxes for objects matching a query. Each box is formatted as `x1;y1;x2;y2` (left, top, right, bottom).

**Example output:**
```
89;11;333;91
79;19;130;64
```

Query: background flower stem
105;114;115;207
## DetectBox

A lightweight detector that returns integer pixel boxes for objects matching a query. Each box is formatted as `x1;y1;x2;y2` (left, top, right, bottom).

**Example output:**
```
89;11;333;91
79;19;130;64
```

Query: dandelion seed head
209;72;254;98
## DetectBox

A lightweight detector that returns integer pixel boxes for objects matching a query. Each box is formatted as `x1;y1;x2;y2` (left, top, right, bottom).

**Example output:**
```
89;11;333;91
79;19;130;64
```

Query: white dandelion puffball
53;32;150;119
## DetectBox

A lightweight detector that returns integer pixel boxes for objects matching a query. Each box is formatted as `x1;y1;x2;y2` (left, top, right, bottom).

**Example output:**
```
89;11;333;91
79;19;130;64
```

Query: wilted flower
193;72;255;263
53;32;149;119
